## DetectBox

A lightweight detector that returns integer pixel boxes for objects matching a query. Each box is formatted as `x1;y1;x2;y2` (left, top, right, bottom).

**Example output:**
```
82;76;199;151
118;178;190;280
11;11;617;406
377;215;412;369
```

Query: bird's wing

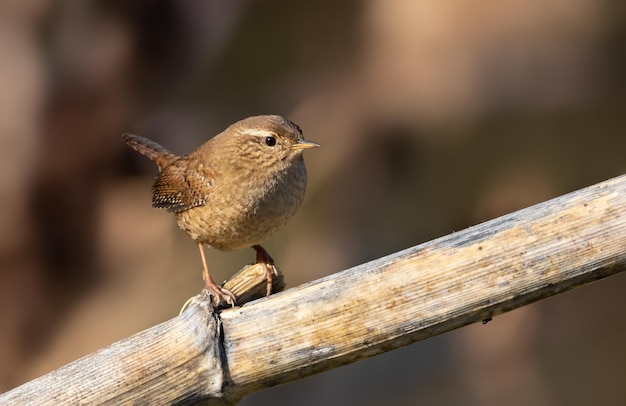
151;159;214;213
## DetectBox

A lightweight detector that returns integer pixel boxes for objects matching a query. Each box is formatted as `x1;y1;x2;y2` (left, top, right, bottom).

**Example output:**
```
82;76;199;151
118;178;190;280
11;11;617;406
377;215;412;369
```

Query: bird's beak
292;140;321;150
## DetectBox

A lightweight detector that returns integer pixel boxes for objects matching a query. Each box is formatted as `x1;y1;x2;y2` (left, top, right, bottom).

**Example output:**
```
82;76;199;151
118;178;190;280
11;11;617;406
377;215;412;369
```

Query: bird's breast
176;159;308;250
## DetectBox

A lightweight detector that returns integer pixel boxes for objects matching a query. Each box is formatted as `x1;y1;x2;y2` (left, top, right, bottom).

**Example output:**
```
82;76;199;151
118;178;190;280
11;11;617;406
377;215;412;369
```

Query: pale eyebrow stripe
240;129;277;137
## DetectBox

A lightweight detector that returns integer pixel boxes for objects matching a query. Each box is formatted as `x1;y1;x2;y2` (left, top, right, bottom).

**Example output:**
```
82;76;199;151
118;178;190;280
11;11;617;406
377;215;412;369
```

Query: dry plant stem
220;174;626;396
2;174;625;405
222;263;285;305
177;263;284;314
0;294;229;405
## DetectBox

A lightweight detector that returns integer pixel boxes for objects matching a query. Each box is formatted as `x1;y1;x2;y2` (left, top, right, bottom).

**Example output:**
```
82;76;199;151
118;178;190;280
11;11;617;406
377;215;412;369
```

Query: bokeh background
1;0;626;404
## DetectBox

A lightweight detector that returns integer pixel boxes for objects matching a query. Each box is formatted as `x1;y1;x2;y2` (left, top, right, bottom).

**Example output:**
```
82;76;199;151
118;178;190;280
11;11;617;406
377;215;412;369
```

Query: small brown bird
123;115;319;306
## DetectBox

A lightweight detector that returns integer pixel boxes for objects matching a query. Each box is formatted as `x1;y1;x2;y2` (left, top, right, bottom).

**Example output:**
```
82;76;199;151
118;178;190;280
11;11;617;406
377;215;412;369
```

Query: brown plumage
123;115;319;306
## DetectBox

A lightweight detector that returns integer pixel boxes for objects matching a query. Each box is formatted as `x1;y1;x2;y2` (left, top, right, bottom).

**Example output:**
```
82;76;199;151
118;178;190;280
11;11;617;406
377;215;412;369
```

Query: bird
122;115;320;306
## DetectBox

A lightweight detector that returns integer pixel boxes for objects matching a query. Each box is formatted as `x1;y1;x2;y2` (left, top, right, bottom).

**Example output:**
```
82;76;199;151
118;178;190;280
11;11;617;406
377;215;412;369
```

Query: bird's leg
252;244;276;296
198;242;236;306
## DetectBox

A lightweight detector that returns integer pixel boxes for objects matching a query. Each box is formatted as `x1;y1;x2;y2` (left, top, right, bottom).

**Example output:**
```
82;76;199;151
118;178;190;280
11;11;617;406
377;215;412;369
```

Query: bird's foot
205;284;236;308
253;245;277;297
260;263;278;296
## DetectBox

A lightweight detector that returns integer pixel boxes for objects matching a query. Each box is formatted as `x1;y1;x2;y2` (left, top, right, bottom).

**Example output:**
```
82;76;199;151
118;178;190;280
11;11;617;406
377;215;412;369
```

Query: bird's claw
261;263;277;296
206;285;236;308
252;244;277;297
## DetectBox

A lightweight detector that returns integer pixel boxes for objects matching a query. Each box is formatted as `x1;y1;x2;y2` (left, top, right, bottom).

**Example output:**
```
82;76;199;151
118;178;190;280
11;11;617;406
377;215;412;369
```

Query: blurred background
1;0;625;404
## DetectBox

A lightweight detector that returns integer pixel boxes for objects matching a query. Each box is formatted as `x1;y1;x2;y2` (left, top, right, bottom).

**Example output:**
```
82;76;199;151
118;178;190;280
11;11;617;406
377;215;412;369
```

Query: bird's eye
265;136;277;146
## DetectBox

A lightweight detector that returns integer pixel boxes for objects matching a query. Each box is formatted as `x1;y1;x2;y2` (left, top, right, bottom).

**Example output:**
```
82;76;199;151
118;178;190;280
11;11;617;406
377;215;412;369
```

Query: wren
123;115;320;306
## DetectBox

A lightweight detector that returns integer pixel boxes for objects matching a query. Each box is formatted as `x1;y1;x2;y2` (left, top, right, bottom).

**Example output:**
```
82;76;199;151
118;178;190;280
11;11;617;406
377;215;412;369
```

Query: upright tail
122;133;179;171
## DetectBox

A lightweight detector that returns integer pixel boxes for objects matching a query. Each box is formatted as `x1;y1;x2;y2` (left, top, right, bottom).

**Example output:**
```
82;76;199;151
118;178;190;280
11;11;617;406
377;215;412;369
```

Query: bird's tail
122;133;179;170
